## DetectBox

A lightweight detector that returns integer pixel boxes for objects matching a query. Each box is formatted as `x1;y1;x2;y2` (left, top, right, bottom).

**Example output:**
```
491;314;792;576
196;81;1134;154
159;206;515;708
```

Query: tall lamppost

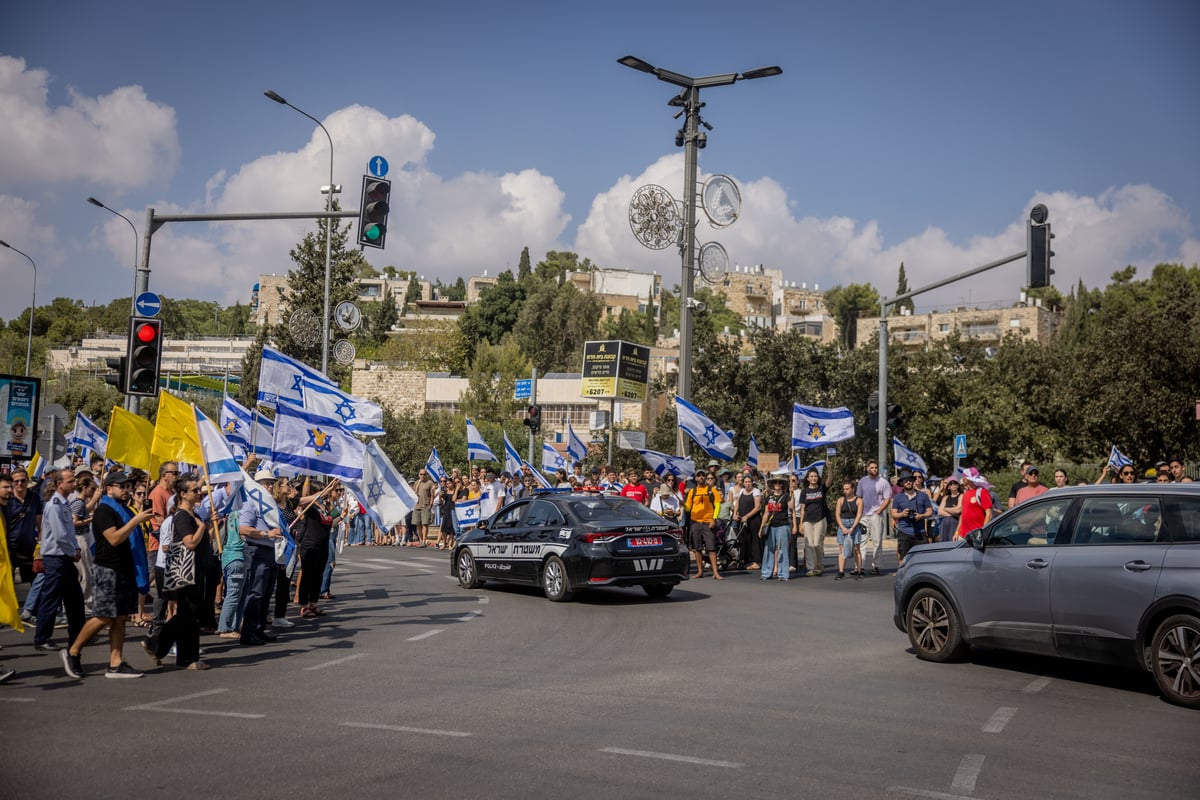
0;240;37;376
87;198;141;316
617;56;781;454
265;89;335;374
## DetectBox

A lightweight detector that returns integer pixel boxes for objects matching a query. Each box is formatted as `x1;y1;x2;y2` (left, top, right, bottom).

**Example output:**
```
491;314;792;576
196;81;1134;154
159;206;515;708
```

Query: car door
1159;494;1200;605
1051;494;1168;665
479;500;530;582
961;495;1076;656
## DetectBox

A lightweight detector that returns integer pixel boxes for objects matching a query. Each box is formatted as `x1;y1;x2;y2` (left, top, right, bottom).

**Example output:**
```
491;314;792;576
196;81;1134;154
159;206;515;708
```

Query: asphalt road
2;545;1197;799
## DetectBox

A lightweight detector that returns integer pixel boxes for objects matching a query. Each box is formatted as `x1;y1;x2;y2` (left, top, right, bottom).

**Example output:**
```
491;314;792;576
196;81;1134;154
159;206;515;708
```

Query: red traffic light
136;322;159;343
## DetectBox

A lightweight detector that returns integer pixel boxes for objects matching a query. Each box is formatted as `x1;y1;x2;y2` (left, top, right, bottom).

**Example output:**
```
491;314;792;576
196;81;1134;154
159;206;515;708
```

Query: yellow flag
106;406;156;471
26;449;41;479
0;514;23;633
151;392;203;466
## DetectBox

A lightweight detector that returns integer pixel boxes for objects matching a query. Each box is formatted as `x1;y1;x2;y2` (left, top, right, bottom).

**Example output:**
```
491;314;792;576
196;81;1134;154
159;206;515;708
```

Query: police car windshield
567;497;662;523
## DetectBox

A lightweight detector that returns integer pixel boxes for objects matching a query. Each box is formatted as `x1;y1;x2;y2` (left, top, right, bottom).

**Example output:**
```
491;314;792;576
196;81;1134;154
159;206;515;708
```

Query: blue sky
2;0;1197;321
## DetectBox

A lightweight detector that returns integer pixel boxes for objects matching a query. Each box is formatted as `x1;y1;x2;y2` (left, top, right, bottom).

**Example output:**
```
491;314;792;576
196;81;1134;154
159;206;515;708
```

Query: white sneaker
272;617;295;628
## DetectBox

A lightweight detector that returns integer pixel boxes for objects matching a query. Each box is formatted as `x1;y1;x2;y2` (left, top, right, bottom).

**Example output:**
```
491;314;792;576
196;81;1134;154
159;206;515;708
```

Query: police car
451;491;689;601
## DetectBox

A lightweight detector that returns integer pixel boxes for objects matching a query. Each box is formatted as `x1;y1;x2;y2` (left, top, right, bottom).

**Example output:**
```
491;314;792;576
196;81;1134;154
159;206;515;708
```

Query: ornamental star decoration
807;422;826;440
307;426;333;454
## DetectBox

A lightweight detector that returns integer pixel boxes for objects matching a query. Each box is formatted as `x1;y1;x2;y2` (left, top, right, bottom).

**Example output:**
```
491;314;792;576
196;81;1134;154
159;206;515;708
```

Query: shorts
92;564;139;619
413;507;433;527
688;522;717;553
836;524;862;558
896;533;923;561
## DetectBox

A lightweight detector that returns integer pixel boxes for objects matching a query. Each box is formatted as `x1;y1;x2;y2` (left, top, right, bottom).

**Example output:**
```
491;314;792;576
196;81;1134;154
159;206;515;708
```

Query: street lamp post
265;89;336;374
0;240;37;376
617;56;781;455
86;197;141;316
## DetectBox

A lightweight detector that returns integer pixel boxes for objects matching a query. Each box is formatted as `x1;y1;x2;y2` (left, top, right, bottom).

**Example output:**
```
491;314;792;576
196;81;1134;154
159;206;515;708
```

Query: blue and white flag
465;418;497;462
776;454;826;476
792;403;856;448
345;440;418;532
1107;445;1134;470
675;396;735;461
503;431;523;477
271;403;364;480
302;379;384;437
525;459;553;488
257;346;335;408
747;435;760;470
893;437;928;474
542;442;569;475
454;499;481;526
69;411;108;456
425;448;445;482
220;396;254;449
237;467;294;563
566;423;588;466
638;448;697;479
196;408;242;487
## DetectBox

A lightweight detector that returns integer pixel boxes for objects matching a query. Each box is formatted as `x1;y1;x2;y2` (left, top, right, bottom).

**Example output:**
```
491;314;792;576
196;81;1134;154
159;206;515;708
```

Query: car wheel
906;587;969;662
457;548;483;589
643;584;674;599
541;555;574;602
1150;613;1200;710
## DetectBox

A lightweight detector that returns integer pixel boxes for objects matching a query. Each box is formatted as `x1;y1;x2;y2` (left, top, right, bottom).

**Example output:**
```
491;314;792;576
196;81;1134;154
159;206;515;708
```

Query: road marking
982;706;1018;733
951;754;985;793
410;556;449;565
476;596;489;604
123;688;265;719
458;609;483;622
342;561;393;570
1022;676;1054;694
444;575;458;581
406;629;444;641
340;722;471;737
364;558;404;566
303;653;365;671
888;787;979;800
417;568;434;574
600;747;743;769
0;697;34;702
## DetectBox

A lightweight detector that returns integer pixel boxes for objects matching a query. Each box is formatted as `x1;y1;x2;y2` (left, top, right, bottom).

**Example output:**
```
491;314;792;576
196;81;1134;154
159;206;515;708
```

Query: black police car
451;491;689;601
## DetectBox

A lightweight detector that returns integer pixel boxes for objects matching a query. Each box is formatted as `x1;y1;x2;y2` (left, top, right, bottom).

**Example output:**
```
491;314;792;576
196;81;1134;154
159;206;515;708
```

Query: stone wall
351;366;427;415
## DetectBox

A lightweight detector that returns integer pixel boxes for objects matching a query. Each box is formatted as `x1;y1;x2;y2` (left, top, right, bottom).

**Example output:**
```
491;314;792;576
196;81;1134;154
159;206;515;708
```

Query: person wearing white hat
954;467;995;540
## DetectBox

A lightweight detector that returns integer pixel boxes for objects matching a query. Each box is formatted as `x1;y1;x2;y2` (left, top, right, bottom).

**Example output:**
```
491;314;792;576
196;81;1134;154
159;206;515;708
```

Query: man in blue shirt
890;471;934;567
33;469;86;652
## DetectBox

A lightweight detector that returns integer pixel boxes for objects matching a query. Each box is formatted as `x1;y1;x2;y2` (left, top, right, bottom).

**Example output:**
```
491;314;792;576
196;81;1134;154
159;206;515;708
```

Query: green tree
895;262;914;313
512;280;602;373
458;270;524;353
458;335;531;424
517;246;532;283
824;283;880;349
374;319;470;373
600;306;656;345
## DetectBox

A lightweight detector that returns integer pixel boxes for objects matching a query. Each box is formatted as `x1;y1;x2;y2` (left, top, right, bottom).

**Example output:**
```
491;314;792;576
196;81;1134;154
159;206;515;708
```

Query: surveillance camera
685;298;706;311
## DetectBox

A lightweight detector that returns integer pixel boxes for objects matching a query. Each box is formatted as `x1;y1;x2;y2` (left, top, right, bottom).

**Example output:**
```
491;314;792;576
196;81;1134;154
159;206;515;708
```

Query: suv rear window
1164;496;1200;542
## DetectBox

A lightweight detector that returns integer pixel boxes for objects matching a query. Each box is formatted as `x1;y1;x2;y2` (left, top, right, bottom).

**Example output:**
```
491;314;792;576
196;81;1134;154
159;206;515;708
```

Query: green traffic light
363;223;383;241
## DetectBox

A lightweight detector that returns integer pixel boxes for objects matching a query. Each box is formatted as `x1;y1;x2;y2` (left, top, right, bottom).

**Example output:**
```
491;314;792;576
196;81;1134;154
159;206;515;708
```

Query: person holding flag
237;469;289;646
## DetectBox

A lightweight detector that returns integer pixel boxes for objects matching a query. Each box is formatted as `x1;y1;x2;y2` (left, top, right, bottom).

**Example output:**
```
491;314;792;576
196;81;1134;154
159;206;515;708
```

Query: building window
937;323;950;333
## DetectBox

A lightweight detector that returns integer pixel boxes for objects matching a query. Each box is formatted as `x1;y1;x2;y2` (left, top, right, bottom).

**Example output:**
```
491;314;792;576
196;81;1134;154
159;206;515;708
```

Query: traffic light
126;316;163;397
523;404;542;435
357;175;391;249
104;356;127;394
886;403;902;432
1027;204;1055;288
867;390;880;433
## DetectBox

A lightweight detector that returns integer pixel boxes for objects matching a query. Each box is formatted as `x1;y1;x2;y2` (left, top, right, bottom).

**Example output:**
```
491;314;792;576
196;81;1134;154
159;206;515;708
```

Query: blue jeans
238;542;275;640
320;536;336;595
217;559;245;633
760;525;791;580
349;515;368;545
22;572;45;613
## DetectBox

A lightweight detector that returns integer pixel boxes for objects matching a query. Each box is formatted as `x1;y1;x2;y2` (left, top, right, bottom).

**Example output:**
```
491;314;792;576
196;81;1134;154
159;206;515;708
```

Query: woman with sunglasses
1096;463;1140;484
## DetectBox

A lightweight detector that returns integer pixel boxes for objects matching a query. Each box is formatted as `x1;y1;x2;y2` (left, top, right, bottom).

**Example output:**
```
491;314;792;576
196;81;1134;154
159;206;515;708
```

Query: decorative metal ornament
701;174;741;228
334;301;362;332
628;184;682;250
698;241;729;284
332;338;357;365
288;308;322;348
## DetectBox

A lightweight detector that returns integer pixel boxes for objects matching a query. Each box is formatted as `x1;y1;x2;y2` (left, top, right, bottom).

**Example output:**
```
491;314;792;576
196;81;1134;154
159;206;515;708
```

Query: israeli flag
344;440;418;531
566;423;589;466
257;346;334;408
775;455;825;476
748;435;760;470
425;448;446;482
270;402;364;480
454;499;481;526
542;442;569;475
525;459;553;488
238;467;294;562
302;379;384;437
792;403;856;448
638;448;697;479
220;395;254;450
675;396;735;461
1107;445;1134;470
503;431;523;476
465;418;497;462
893;437;928;474
69;411;108;456
196;408;242;486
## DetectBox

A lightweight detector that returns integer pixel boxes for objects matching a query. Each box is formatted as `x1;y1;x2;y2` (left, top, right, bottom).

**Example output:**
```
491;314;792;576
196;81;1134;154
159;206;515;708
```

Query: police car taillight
581;531;621;544
666;529;683;541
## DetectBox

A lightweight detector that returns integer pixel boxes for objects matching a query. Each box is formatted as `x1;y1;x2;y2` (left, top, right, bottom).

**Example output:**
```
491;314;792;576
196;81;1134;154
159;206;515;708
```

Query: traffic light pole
875;248;1027;476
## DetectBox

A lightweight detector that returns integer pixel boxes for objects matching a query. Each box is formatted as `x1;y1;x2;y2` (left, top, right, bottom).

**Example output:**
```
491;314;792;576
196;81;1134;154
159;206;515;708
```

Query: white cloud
0;55;179;186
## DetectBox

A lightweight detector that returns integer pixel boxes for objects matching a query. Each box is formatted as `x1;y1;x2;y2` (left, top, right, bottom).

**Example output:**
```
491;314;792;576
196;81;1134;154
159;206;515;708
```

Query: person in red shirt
619;472;650;506
1014;466;1049;506
955;467;994;540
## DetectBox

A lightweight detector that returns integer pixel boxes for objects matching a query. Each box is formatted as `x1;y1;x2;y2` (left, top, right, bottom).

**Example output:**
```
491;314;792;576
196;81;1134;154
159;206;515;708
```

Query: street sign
580;340;650;402
135;291;161;317
514;379;532;400
368;155;389;178
954;434;967;458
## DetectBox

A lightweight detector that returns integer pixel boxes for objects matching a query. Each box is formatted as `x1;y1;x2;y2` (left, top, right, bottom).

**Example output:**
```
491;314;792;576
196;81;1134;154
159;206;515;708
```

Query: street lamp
265;89;336;374
87;197;141;316
617;55;781;454
0;240;37;376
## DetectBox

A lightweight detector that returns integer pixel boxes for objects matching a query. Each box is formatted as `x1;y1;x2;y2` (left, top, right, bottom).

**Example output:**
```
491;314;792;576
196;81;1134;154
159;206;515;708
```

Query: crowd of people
2;448;1193;684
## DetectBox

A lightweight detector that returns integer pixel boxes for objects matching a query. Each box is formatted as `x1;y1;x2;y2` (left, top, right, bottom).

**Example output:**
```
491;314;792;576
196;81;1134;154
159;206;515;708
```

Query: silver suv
893;484;1200;708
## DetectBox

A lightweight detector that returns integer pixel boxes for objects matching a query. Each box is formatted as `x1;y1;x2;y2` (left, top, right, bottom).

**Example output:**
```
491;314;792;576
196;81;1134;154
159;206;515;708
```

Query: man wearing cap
649;483;682;523
1006;461;1033;509
61;470;154;679
1014;466;1049;506
237;468;286;646
856;459;892;576
890;471;934;567
33;469;86;653
955;467;995;540
684;472;724;580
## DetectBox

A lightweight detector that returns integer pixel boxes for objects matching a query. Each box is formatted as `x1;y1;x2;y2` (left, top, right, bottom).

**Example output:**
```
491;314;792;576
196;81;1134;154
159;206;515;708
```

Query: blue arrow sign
368;155;389;178
954;434;967;459
135;291;161;317
514;379;532;400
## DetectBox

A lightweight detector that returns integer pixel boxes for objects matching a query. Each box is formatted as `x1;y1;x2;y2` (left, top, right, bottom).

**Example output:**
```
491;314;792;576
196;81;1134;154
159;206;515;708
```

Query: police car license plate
627;536;662;547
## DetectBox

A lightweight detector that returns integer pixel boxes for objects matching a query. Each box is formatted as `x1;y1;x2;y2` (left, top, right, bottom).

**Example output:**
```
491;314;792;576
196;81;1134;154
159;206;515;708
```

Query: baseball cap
102;469;135;488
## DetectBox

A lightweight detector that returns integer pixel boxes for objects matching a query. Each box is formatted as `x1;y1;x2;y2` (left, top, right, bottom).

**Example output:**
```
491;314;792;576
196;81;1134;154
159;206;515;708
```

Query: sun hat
253;468;276;482
959;466;992;487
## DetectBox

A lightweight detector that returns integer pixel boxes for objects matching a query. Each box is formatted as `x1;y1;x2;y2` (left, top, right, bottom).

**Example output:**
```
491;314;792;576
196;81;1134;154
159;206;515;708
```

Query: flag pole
192;404;222;556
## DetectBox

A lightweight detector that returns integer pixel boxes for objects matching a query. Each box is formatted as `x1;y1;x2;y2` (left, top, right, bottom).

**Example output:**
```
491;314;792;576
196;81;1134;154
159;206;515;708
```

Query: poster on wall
0;374;41;461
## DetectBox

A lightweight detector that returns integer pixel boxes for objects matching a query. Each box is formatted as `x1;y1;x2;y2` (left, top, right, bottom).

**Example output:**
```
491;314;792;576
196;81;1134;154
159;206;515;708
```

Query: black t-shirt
300;503;332;554
173;509;215;570
92;502;135;577
802;486;829;524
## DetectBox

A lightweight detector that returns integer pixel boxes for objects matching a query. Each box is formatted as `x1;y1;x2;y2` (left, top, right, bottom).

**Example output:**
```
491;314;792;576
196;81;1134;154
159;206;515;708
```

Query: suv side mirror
966;529;985;550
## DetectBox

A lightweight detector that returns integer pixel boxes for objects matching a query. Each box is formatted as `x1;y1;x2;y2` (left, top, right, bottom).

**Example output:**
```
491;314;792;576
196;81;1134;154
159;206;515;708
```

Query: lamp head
264;90;287;105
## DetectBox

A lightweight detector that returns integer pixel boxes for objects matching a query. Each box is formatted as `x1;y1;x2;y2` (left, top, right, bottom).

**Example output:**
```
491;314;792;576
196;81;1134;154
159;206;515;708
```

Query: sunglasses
1120;471;1135;477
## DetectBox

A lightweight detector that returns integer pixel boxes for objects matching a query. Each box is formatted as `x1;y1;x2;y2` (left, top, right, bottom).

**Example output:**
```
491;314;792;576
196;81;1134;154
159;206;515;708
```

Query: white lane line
476;596;489;604
303;653;365;671
600;747;743;769
417;568;434;574
457;609;483;622
1022;676;1054;694
888;787;979;800
409;556;450;565
444;575;458;581
0;697;35;702
364;558;406;565
951;754;985;793
123;688;265;719
341;561;393;570
406;629;444;641
982;706;1018;733
340;722;471;737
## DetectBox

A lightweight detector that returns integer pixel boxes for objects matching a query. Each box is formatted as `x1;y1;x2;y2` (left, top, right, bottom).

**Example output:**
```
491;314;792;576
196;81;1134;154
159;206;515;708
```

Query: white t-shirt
650;493;682;519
